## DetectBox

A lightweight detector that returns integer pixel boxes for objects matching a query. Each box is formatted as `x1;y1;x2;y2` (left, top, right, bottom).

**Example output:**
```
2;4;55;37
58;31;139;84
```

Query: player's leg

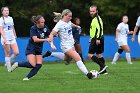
3;43;11;72
43;51;65;60
121;45;132;64
65;48;93;79
11;54;36;71
112;48;123;64
24;54;42;80
74;43;84;63
138;34;140;45
42;50;52;58
88;41;107;72
97;53;108;74
43;50;71;65
10;39;19;63
2;39;11;72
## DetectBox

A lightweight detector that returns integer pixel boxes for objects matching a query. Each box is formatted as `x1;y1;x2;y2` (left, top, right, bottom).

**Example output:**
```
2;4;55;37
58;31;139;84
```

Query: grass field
0;60;140;93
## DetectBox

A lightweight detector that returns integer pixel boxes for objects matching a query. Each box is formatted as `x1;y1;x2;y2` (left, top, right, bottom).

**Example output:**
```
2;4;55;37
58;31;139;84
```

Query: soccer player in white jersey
132;16;140;45
0;6;19;72
48;9;100;79
112;15;133;64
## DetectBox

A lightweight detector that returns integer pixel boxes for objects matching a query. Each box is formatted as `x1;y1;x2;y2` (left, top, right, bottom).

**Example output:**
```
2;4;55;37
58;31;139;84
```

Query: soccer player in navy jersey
72;17;84;63
11;15;56;80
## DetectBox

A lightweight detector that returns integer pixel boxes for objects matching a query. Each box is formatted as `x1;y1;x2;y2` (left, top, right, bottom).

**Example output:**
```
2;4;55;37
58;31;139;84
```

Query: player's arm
48;31;57;50
0;26;6;44
127;31;133;34
32;36;51;42
115;29;119;42
12;26;17;38
132;26;138;42
72;23;81;28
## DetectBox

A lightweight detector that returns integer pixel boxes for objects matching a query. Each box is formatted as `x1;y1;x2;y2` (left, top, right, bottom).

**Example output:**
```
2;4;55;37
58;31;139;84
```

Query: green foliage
0;0;139;36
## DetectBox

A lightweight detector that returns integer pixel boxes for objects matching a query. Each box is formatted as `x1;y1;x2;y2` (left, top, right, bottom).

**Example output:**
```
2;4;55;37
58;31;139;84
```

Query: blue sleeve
30;26;37;37
44;25;51;37
72;27;77;35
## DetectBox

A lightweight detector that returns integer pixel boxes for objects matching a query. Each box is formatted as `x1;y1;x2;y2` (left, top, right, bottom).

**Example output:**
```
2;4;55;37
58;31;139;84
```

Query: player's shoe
98;65;108;74
23;77;29;81
128;62;133;64
111;62;116;64
64;60;70;65
100;70;108;75
43;51;52;58
86;72;93;79
11;62;18;71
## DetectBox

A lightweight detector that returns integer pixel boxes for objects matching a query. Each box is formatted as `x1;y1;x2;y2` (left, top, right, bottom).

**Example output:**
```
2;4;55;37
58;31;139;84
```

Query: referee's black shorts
88;37;104;54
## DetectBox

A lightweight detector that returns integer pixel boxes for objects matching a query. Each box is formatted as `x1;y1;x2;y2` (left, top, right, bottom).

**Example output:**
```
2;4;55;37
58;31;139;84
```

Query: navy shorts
88;37;104;54
25;49;42;55
74;38;80;44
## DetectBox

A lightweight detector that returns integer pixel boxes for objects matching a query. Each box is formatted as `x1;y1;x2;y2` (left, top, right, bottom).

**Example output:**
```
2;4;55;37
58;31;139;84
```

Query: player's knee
126;49;130;53
118;49;123;54
15;52;19;56
88;54;93;58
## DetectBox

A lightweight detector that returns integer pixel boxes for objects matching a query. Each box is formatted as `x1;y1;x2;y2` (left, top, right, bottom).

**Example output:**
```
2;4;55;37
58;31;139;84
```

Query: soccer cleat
23;77;29;81
98;65;108;74
128;62;133;64
64;60;70;65
11;62;18;71
100;70;108;75
86;72;93;79
111;62;116;64
43;51;52;58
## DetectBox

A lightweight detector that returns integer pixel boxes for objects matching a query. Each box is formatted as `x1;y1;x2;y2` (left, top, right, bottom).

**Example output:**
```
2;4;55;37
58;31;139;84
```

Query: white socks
126;53;132;64
76;60;88;75
5;57;11;72
112;52;120;63
10;54;17;63
51;52;65;60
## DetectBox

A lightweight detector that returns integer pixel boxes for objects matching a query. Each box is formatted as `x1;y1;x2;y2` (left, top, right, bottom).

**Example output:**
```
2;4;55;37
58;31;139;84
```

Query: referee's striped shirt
90;15;103;39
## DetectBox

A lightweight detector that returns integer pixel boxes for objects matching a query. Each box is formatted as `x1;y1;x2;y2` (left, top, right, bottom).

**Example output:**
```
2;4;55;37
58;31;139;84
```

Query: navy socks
26;64;42;79
18;62;33;68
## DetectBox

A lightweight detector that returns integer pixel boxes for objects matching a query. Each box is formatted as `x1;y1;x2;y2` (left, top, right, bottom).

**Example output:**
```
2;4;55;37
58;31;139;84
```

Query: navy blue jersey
72;27;81;44
26;25;50;55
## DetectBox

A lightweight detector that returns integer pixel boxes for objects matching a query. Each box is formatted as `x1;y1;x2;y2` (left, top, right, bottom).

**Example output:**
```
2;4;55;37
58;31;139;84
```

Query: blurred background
0;0;140;62
0;0;140;37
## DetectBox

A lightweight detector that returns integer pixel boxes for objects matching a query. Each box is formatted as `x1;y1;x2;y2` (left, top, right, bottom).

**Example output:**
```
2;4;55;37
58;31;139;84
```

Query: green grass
0;60;140;93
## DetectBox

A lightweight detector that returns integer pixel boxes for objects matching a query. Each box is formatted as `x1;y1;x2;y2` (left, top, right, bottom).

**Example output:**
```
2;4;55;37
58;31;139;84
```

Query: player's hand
89;38;92;43
115;38;118;42
131;37;135;42
46;38;51;42
3;38;6;45
51;44;57;50
77;26;81;29
96;40;100;45
128;31;133;34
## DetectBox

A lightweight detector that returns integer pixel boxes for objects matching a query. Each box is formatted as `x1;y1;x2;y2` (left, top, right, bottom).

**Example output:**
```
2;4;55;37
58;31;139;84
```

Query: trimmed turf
0;60;140;93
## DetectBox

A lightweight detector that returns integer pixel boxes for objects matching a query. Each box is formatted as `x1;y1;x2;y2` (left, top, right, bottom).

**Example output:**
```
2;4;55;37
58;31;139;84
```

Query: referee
88;5;108;74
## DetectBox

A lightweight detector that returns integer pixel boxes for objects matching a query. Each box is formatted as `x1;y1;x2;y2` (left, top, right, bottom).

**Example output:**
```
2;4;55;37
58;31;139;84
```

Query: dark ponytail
31;15;43;24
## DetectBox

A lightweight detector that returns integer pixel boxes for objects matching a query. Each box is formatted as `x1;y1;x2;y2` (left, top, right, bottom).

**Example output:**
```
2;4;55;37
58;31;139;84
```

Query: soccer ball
90;70;99;78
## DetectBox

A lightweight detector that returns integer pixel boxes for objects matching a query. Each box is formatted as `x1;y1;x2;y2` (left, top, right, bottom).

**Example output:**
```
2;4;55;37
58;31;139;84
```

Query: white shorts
138;34;140;45
117;40;127;46
1;38;17;45
61;44;74;53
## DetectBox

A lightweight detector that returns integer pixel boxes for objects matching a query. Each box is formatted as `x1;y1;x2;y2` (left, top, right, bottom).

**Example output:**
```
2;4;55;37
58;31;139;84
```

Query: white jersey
117;22;129;41
0;16;15;40
53;20;74;47
136;16;140;35
135;16;140;45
